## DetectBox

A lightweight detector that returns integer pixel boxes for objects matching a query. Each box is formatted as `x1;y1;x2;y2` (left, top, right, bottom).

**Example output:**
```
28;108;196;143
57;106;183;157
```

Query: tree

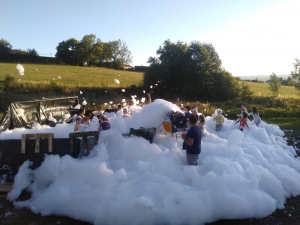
291;58;300;90
286;76;294;86
26;48;39;56
93;41;113;66
0;38;12;53
75;34;98;66
268;73;281;96
239;81;254;102
144;40;236;100
55;38;80;65
109;39;132;69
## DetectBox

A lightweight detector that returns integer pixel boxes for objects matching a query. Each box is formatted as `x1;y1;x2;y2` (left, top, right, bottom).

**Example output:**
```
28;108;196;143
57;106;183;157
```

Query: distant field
242;81;300;98
0;63;144;87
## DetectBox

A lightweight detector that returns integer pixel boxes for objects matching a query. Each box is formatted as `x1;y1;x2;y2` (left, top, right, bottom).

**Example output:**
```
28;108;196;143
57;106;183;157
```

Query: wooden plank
48;133;54;152
0;184;13;193
35;133;40;153
21;134;26;153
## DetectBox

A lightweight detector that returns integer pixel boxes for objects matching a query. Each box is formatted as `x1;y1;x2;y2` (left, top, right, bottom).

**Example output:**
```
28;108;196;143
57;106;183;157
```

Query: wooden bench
21;133;54;153
69;131;99;156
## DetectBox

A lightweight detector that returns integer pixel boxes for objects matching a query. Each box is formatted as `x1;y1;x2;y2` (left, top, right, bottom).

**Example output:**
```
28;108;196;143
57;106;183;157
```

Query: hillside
242;81;299;97
238;74;290;82
0;63;144;87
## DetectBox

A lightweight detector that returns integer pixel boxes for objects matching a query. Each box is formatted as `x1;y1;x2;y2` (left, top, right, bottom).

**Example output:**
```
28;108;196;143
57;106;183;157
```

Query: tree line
0;38;39;56
55;34;132;68
0;35;133;69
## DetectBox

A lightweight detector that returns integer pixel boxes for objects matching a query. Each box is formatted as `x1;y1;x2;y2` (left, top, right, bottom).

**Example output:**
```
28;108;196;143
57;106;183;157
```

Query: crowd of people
60;97;261;167
180;104;261;166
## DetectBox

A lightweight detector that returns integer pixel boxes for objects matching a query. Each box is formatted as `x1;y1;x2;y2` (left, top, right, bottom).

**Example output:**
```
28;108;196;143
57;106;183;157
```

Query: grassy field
241;81;300;98
0;62;144;87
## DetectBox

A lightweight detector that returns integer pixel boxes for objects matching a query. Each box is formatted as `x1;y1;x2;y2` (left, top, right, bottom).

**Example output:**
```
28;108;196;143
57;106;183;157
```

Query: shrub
3;74;16;91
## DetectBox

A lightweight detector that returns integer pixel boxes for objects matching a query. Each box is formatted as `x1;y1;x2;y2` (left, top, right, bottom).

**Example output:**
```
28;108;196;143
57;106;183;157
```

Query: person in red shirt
235;112;249;131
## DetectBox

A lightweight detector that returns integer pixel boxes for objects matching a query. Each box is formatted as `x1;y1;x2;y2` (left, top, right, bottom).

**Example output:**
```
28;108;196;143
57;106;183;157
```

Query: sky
1;0;300;76
2;99;300;224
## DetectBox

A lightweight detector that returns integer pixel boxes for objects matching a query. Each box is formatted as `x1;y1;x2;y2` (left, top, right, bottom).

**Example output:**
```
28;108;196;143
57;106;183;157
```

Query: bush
3;74;16;91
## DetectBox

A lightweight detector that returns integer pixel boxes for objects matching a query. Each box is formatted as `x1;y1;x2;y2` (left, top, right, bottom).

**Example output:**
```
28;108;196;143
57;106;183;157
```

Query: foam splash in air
16;64;24;75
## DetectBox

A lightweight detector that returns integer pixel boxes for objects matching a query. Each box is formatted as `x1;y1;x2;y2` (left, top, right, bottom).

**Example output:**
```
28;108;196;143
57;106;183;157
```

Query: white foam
3;99;300;224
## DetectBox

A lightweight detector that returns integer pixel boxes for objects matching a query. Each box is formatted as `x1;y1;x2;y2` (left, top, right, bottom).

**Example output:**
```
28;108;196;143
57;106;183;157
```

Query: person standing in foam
198;114;206;136
98;114;111;131
213;109;225;131
74;117;86;132
181;114;201;165
237;104;248;117
235;112;249;131
191;106;199;121
184;106;191;118
248;107;261;126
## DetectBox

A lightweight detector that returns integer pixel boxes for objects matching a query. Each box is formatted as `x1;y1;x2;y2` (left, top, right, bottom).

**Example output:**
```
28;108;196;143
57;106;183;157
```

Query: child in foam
74;117;86;132
98;114;111;131
198;114;206;136
237;104;248;117
212;109;225;131
248;107;261;126
235;112;249;131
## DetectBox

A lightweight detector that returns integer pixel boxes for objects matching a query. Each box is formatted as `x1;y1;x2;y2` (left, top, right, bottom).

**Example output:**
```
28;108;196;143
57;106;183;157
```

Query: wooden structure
0;184;13;198
21;133;54;153
69;131;99;156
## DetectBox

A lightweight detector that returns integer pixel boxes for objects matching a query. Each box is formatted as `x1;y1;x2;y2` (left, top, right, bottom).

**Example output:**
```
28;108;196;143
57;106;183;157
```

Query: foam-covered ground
2;99;300;225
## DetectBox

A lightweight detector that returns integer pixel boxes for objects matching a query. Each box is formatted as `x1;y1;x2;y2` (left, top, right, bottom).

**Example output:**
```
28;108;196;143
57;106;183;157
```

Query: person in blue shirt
184;106;191;118
181;114;202;165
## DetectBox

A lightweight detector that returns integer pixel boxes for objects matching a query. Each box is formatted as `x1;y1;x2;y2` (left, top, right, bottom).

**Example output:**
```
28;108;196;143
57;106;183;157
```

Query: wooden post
35;133;40;153
21;133;54;153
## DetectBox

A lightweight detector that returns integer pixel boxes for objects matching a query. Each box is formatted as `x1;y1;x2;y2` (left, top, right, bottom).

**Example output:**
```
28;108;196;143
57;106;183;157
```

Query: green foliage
268;73;281;96
144;40;240;101
26;48;39;56
76;34;98;66
0;38;12;53
239;82;254;102
3;74;16;91
109;39;132;69
49;80;62;92
55;38;80;65
291;58;300;91
55;36;132;68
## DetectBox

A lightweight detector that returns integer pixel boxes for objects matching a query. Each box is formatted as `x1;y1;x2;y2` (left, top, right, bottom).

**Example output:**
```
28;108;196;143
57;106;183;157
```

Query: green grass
264;117;300;132
0;62;144;87
241;81;300;98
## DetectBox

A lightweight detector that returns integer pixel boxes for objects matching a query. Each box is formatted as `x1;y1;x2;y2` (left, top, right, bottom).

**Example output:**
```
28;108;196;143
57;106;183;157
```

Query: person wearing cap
181;114;202;165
